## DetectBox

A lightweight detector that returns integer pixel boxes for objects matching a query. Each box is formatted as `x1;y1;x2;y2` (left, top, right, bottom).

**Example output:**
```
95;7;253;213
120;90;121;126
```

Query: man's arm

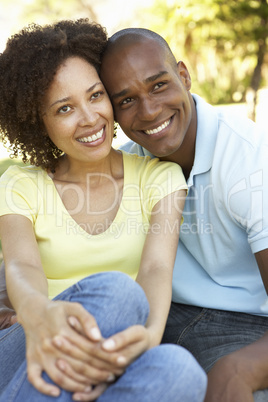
255;249;268;294
0;261;17;329
205;248;268;402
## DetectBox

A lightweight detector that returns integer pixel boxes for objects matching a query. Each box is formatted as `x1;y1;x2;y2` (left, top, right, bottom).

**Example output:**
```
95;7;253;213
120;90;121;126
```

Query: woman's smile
77;127;104;143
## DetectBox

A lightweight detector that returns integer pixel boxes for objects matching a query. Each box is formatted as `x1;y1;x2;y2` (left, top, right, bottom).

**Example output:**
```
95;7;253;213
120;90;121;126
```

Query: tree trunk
246;0;267;121
246;39;266;121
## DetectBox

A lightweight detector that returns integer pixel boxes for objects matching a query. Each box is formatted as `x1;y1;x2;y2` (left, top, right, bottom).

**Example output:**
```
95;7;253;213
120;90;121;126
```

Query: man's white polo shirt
121;94;268;316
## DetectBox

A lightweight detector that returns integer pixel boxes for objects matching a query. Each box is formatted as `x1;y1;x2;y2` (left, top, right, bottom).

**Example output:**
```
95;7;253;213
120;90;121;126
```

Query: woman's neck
50;148;123;184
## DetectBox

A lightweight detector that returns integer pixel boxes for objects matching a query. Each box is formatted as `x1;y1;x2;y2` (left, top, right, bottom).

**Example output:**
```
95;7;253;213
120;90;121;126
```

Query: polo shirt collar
187;94;218;187
140;94;219;186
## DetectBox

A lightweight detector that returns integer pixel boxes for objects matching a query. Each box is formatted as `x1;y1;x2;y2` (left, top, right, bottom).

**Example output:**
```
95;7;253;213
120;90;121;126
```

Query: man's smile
143;118;171;135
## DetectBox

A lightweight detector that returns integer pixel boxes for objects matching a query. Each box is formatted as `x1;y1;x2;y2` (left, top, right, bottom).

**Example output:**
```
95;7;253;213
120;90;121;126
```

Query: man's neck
160;140;195;181
160;97;197;181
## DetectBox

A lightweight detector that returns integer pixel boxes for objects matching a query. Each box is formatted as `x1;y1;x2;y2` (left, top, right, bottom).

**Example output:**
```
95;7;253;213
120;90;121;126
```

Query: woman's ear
177;61;191;90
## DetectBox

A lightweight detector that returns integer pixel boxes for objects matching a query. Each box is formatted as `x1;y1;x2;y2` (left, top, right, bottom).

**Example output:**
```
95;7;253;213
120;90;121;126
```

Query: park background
0;0;267;152
0;0;267;259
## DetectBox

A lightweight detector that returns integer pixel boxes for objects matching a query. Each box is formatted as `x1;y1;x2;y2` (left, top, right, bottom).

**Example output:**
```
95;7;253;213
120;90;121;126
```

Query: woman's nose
79;105;98;126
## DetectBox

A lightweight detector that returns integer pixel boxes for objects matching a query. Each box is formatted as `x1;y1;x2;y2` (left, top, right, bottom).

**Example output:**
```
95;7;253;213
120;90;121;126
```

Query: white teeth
144;119;171;135
78;128;104;143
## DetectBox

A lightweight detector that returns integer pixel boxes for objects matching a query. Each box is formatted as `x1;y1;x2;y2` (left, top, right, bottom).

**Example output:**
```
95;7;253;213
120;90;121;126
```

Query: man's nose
138;97;162;121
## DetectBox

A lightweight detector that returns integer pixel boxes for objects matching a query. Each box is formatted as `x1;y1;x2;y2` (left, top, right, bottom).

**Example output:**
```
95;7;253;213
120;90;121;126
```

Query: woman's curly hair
0;18;108;171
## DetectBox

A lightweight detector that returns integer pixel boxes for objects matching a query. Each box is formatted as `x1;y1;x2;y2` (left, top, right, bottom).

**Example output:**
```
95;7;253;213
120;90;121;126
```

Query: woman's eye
91;91;103;100
58;105;71;114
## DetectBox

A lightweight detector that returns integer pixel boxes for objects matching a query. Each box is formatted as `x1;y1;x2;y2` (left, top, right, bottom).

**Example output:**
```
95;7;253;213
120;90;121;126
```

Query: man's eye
121;97;133;105
154;82;165;90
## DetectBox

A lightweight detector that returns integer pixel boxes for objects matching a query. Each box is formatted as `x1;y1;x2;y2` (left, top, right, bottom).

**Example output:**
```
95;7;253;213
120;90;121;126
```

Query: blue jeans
162;302;268;402
0;272;207;401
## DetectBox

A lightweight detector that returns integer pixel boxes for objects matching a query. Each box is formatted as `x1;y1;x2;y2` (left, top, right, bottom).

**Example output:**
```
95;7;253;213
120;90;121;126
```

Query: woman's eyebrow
49;82;102;109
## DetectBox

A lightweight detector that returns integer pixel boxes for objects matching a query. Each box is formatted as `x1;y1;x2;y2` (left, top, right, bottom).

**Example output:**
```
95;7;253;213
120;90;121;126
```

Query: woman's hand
0;307;17;329
23;299;118;397
54;324;152;384
101;325;151;363
72;383;109;401
0;261;17;329
0;215;118;397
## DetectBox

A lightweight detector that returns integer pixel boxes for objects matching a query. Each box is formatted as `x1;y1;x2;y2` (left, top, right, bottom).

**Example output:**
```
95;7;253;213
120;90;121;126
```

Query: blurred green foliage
1;0;267;111
4;0;98;27
0;159;25;176
141;0;268;106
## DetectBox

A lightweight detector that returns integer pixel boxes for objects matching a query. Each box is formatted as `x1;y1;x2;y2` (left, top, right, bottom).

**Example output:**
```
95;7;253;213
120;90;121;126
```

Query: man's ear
177;61;191;90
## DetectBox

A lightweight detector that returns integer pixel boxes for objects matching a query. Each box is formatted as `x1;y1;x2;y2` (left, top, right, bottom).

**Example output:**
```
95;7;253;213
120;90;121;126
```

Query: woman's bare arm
0;214;113;397
0;261;17;329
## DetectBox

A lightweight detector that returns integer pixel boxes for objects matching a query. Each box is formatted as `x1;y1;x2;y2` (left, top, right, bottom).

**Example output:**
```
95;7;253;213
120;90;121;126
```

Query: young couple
0;17;267;402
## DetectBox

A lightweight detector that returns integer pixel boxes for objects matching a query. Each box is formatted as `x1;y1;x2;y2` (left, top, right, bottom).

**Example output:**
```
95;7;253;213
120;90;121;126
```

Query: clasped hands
23;300;150;401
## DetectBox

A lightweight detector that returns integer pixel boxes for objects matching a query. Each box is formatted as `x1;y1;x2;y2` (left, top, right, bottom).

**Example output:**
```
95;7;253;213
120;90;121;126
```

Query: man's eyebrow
110;88;129;101
111;71;168;101
144;71;168;84
49;82;102;109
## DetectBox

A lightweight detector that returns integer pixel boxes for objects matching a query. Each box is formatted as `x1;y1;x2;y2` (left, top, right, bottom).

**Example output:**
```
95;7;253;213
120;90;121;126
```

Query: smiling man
100;28;268;401
101;30;197;181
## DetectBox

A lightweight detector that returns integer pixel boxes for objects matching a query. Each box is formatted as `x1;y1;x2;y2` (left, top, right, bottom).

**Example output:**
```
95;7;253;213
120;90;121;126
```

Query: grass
0;157;26;264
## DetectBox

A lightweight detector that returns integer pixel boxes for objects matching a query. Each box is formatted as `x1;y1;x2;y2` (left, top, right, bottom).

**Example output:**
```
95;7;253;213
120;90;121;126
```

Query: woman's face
42;57;114;165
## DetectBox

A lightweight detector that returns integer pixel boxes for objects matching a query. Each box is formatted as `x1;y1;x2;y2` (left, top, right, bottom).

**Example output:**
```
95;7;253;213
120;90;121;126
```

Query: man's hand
205;355;254;402
205;331;268;402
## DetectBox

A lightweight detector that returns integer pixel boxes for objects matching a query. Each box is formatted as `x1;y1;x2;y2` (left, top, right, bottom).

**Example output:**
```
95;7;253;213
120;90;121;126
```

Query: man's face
101;39;194;158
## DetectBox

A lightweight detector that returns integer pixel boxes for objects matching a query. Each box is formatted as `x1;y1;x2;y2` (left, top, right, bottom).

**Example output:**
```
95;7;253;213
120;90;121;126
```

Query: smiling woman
0;20;109;172
0;18;206;402
41;57;115;168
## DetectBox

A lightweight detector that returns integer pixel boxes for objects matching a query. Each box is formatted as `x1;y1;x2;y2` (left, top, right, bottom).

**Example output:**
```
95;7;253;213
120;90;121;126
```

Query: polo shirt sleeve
0;165;40;224
119;141;145;156
226;142;268;254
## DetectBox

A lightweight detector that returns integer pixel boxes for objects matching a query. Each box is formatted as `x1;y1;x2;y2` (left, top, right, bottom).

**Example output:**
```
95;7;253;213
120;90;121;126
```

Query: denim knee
253;390;268;402
155;345;207;401
0;323;26;395
71;272;150;338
